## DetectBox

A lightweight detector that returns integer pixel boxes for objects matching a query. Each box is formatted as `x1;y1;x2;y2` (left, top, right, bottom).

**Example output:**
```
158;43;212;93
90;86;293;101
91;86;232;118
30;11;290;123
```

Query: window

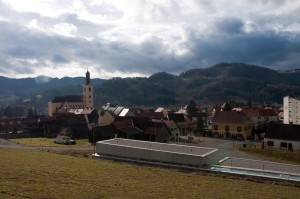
225;126;230;131
267;141;274;146
213;125;218;130
89;87;91;91
237;126;242;132
280;142;287;148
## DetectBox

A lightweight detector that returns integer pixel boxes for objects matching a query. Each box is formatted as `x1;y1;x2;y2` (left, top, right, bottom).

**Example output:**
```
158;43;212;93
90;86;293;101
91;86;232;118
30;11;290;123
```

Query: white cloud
0;0;299;79
52;23;78;37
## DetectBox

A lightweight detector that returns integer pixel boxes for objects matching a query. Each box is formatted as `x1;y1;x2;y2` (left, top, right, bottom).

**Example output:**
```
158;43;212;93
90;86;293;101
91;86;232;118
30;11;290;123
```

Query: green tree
197;116;204;133
187;100;197;117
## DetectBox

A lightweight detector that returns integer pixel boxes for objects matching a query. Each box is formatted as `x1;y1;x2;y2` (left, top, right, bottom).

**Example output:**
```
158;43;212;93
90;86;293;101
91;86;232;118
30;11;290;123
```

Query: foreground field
0;148;299;199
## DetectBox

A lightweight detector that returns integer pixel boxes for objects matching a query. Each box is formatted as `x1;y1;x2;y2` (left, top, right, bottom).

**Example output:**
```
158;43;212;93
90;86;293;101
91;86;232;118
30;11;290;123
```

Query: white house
263;123;300;151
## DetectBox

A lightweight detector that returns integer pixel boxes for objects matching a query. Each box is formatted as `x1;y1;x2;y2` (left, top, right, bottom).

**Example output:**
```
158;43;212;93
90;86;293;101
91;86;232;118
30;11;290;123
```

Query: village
0;70;299;152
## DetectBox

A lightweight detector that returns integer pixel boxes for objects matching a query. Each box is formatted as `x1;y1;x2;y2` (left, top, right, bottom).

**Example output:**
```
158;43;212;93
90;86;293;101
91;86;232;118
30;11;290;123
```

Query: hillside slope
1;63;300;108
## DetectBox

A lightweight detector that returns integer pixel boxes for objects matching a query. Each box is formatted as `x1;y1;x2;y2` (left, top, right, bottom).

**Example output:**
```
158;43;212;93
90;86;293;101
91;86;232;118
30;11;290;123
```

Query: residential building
263;123;300;151
283;96;300;125
212;111;252;140
155;107;168;119
163;120;181;140
239;107;278;133
143;120;171;143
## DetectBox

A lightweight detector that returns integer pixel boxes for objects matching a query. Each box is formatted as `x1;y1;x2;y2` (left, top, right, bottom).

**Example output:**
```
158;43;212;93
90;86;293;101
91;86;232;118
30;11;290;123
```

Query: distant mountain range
1;63;300;110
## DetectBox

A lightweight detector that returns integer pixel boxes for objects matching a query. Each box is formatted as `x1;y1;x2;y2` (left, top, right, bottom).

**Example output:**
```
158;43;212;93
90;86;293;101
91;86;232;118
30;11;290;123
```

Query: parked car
54;135;76;145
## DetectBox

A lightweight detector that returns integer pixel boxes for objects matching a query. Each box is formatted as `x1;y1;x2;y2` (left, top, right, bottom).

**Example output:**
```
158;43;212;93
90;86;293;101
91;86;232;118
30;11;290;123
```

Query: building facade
283;96;300;125
48;70;94;117
212;111;252;140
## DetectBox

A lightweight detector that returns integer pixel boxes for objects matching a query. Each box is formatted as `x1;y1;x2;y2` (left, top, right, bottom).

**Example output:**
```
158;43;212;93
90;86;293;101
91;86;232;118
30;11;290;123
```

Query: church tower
83;69;94;109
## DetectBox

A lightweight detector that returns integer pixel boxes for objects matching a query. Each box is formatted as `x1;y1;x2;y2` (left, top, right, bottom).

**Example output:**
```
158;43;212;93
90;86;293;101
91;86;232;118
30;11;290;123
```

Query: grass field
0;148;299;199
10;138;91;147
237;144;300;165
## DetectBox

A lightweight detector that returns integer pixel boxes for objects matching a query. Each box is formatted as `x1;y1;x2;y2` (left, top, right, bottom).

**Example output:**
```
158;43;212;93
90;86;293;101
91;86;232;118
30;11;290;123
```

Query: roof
163;120;175;128
113;106;124;116
68;108;94;115
113;119;133;129
119;108;130;117
52;95;82;103
167;113;185;123
213;111;248;123
176;108;187;114
265;123;300;141
135;112;164;119
155;107;165;112
241;107;278;117
143;121;170;136
118;127;143;136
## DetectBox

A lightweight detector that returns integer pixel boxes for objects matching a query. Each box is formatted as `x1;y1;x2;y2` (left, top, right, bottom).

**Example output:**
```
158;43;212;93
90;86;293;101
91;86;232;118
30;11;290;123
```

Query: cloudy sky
0;0;300;79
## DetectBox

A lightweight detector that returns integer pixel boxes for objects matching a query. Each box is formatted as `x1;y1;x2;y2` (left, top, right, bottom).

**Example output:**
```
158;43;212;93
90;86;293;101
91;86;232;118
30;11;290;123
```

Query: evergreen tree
197;116;204;133
187;100;197;117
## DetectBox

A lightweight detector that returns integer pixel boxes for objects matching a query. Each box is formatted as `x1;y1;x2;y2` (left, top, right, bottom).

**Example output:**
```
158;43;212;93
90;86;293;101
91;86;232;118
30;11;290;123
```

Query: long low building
96;138;218;166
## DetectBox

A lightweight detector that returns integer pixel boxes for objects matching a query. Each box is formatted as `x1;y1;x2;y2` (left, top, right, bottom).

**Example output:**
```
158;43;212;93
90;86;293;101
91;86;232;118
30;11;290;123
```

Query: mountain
0;76;105;95
1;63;300;111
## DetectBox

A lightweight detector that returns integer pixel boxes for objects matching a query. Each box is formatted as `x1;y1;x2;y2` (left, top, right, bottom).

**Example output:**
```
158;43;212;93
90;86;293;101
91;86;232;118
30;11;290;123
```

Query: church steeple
83;68;94;109
85;69;91;85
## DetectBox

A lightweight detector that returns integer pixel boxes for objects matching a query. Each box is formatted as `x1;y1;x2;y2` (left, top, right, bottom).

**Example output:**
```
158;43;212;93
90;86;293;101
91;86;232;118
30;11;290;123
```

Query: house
263;123;300;151
101;103;124;117
89;125;118;143
163;120;181;140
283;96;300;125
212;111;252;139
155;107;168;119
168;113;191;136
143;120;171;143
113;119;143;140
240;107;278;134
97;109;115;126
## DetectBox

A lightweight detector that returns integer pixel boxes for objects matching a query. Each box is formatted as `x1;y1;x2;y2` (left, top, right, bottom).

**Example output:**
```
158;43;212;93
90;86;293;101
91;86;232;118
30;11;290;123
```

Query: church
48;70;94;117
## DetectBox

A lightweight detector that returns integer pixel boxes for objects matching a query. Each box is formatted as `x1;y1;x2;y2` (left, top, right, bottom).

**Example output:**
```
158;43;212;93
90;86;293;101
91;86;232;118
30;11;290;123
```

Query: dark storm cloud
186;30;300;70
215;18;245;35
0;0;300;78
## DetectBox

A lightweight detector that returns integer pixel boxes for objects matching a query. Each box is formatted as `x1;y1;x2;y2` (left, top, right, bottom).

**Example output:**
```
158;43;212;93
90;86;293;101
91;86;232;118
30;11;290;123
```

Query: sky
0;0;300;79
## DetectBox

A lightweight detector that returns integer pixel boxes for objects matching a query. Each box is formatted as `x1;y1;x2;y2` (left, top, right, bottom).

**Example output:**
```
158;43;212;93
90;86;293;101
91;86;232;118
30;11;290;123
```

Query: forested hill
1;63;300;108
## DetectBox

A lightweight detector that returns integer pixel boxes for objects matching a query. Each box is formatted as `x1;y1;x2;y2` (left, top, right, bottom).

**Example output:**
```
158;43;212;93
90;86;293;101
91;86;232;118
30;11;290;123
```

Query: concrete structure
284;96;300;125
96;138;218;166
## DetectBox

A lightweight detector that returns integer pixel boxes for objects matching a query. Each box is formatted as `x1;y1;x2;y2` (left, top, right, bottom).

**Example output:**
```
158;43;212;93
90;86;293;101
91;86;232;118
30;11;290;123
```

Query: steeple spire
85;68;90;85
